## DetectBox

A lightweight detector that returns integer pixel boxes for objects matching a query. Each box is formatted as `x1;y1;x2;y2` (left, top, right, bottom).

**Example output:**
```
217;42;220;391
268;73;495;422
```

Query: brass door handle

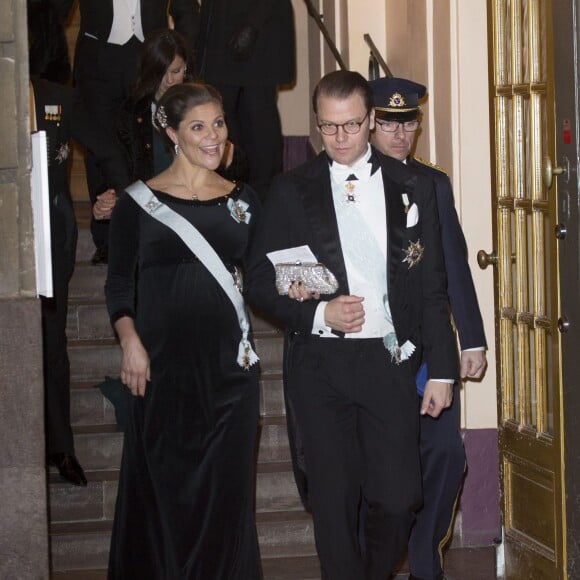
477;249;498;269
542;155;565;189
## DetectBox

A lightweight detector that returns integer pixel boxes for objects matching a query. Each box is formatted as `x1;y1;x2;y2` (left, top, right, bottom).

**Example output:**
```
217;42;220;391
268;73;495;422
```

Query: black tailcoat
195;0;294;86
56;0;198;48
246;148;458;380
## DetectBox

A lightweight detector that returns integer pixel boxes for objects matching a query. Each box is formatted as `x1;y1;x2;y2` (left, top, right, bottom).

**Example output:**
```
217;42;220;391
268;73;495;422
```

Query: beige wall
278;0;311;136
296;0;498;428
451;0;496;429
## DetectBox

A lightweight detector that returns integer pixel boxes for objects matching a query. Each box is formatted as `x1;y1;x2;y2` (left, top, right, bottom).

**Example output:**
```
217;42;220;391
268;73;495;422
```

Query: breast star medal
345;181;357;203
402;239;424;268
55;143;69;164
232;201;246;222
227;198;251;224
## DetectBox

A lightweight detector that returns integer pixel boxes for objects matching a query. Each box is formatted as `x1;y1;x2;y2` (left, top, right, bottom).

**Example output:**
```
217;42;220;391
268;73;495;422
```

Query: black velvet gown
105;183;262;579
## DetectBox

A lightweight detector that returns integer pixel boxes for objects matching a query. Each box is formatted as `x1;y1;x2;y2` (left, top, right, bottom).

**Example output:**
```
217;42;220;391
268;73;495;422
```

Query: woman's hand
120;335;150;397
115;317;150;397
288;281;320;302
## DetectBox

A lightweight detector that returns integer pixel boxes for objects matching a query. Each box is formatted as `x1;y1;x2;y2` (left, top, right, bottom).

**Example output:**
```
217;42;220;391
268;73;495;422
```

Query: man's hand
92;188;117;221
324;295;365;333
420;380;453;418
228;25;259;61
460;350;487;380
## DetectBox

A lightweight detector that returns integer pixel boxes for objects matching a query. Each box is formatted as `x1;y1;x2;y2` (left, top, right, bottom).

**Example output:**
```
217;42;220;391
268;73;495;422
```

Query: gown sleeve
105;193;140;325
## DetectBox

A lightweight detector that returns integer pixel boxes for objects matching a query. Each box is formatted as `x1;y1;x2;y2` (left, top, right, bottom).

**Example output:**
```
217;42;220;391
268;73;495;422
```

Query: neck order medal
345;181;357;203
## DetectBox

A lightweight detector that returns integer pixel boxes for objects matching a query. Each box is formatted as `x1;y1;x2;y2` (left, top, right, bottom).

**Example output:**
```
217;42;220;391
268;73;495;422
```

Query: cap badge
388;92;406;108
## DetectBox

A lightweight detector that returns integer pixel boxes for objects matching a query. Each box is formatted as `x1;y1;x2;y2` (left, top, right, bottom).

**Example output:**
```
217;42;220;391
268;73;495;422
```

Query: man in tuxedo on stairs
56;0;199;263
247;70;459;580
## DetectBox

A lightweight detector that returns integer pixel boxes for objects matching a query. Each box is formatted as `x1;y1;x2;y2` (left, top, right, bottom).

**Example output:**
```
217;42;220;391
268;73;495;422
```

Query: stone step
70;373;286;427
50;511;317;572
51;545;498;580
68;263;107;303
68;340;122;383
48;461;303;526
70;382;117;427
68;334;285;382
70;419;291;472
67;296;282;342
52;554;322;580
67;302;282;342
76;227;94;263
67;302;113;341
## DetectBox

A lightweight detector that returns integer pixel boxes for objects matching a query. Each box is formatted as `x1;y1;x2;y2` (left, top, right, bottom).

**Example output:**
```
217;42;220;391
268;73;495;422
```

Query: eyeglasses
376;120;419;133
317;112;370;136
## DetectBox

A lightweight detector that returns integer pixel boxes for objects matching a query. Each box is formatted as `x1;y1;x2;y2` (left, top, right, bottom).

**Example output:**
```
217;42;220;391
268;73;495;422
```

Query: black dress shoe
48;453;88;486
91;245;108;265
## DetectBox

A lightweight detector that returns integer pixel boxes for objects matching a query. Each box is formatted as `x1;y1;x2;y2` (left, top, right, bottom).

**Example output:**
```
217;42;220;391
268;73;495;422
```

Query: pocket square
406;203;419;227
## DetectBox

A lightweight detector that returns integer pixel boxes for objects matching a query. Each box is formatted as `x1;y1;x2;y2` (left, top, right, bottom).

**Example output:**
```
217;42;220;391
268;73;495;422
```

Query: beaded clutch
275;262;339;295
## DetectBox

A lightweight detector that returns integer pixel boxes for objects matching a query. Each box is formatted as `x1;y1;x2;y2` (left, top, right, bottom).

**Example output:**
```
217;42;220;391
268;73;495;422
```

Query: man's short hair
312;70;373;115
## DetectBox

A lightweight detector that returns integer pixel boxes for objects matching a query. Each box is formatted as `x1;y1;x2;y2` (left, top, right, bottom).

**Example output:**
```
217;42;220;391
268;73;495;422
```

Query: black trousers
74;35;140;247
286;336;422;580
212;83;283;200
43;193;78;455
408;383;466;579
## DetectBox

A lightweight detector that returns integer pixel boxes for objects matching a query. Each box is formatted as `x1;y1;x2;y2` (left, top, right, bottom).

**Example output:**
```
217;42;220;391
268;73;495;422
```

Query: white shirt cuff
462;346;485;352
312;302;336;337
429;379;455;384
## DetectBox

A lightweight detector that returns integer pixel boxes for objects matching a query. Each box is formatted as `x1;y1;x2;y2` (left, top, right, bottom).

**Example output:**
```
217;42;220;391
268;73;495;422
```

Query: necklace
176;182;199;200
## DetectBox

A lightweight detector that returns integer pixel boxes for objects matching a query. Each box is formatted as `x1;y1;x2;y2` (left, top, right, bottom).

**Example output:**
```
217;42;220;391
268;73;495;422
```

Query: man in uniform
29;0;130;484
369;76;487;580
247;70;458;580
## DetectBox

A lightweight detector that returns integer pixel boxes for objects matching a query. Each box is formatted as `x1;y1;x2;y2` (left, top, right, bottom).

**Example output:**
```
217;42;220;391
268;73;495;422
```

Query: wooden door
485;0;566;577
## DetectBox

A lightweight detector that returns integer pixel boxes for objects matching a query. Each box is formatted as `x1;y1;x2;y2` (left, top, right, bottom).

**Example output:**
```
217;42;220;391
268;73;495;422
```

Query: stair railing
363;33;393;80
302;0;347;70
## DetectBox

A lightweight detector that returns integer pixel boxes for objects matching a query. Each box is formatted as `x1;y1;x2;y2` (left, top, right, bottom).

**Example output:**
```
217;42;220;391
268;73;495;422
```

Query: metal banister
364;34;393;78
302;0;347;70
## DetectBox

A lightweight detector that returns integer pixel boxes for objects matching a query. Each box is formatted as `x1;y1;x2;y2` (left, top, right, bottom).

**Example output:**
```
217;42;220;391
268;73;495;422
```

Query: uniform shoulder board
413;156;448;176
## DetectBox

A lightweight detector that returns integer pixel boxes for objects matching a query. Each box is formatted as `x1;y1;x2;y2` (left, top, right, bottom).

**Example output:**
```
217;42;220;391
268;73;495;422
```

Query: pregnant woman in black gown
105;82;262;579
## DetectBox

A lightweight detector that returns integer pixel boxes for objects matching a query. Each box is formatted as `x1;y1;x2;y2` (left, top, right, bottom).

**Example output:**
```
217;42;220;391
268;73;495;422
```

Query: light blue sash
126;180;259;370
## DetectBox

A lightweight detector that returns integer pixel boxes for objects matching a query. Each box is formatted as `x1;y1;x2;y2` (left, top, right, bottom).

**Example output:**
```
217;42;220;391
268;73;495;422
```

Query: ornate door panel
486;0;566;577
552;0;580;576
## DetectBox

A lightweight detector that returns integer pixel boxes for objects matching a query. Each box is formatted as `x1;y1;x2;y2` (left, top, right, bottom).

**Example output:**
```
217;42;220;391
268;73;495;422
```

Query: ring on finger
297;297;304;302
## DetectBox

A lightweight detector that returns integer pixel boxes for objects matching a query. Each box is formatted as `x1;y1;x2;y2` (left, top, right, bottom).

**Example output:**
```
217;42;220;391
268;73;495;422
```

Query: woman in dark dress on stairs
105;82;262;579
95;29;247;225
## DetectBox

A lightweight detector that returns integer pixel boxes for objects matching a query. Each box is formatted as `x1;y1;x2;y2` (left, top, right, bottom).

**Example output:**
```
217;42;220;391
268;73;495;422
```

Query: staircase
48;204;321;579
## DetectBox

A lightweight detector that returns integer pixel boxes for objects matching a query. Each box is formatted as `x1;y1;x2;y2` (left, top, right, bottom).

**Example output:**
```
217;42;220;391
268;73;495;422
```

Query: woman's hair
132;29;191;102
155;82;224;147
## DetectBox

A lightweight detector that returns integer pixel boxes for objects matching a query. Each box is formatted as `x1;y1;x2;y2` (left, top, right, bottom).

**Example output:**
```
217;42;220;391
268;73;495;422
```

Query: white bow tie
330;162;372;184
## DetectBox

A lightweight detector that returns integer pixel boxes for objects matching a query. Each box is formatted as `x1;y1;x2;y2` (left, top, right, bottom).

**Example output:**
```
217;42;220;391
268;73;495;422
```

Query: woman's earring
174;144;180;156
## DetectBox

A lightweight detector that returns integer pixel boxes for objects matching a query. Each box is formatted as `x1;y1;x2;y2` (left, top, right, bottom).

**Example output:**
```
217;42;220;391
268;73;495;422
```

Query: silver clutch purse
275;262;339;295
